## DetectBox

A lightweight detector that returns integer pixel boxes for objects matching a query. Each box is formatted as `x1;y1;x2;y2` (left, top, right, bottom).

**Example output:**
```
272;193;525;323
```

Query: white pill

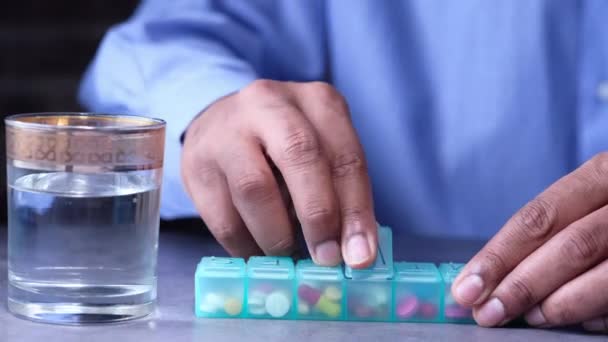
199;302;218;313
297;301;310;315
200;292;223;313
248;291;267;315
369;287;388;306
265;291;291;318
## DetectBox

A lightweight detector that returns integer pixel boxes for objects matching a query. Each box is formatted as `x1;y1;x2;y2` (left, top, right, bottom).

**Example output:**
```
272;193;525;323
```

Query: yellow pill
315;295;341;318
224;297;243;316
323;286;342;301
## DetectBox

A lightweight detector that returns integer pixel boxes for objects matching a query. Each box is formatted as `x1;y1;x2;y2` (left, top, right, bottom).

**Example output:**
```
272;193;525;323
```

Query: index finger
242;93;343;266
293;82;378;268
452;153;608;307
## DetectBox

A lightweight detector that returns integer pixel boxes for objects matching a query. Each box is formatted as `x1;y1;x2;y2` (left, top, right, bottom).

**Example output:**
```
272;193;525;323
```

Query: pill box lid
195;257;246;278
247;256;295;279
296;259;344;281
394;262;441;282
344;225;394;280
438;262;466;283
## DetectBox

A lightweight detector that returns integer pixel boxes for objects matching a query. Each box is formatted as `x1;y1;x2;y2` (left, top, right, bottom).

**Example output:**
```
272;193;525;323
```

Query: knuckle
590;152;608;178
233;172;276;203
300;202;336;228
195;165;224;188
331;152;366;178
513;198;557;242
281;129;322;168
242;79;284;102
559;228;599;265
211;223;238;242
308;81;339;100
481;248;509;279
266;236;296;255
509;278;538;309
309;82;349;115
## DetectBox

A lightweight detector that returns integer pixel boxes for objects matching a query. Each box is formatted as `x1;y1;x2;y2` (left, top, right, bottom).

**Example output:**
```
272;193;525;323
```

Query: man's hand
452;153;608;333
181;80;377;268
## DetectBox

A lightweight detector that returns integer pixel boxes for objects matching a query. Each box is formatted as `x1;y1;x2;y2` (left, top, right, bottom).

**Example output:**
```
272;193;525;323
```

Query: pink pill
418;302;438;318
396;296;419;318
445;304;472;319
297;284;321;305
354;304;374;318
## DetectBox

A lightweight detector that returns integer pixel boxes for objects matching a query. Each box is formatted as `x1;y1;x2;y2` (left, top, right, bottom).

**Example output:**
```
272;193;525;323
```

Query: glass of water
5;113;165;324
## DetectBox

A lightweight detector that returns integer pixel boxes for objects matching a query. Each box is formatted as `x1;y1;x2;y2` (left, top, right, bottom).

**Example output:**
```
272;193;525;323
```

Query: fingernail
475;297;506;327
345;233;371;266
314;240;342;266
583;318;607;332
524;306;547;327
454;274;484;304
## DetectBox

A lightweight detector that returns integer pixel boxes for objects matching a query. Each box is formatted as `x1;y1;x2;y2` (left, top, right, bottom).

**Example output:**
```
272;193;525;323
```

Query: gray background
1;226;605;342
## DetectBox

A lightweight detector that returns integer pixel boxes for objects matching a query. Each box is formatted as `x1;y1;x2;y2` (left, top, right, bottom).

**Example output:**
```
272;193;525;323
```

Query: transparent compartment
295;259;345;321
195;257;246;318
246;257;295;319
438;263;475;323
393;262;442;322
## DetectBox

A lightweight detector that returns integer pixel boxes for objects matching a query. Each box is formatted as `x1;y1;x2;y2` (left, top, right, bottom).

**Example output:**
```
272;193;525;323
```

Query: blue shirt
79;0;608;239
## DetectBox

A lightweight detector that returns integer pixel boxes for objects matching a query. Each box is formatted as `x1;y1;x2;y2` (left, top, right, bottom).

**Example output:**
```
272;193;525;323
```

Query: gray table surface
0;225;605;342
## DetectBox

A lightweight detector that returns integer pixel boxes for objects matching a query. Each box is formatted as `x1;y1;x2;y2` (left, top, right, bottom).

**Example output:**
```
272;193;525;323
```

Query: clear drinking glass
5;113;165;324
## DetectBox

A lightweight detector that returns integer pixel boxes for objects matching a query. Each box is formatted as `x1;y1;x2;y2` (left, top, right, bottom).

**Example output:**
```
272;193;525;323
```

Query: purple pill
297;284;321;305
445;304;473;319
396;296;419;318
418;302;438;318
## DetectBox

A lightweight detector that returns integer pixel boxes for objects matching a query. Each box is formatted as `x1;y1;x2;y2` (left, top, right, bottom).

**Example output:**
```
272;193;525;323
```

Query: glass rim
4;112;166;132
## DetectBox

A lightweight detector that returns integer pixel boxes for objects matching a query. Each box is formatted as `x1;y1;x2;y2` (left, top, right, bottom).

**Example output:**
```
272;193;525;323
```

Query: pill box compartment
195;257;246;318
295;259;346;321
438;263;475;323
246;256;295;320
393;262;442;322
344;226;394;321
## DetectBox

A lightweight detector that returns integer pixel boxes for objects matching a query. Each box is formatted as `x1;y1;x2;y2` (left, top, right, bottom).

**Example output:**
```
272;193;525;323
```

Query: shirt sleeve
78;0;326;219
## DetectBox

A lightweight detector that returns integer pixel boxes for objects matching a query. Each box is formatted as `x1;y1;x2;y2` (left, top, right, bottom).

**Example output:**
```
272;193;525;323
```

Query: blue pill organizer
194;226;475;324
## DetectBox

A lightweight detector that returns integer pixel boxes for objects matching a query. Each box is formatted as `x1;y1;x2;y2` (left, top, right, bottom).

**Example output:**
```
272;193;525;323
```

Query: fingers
523;259;608;330
472;205;608;326
218;137;297;257
583;317;608;333
292;82;377;268
180;157;262;257
183;79;375;266
243;93;341;265
452;154;608;309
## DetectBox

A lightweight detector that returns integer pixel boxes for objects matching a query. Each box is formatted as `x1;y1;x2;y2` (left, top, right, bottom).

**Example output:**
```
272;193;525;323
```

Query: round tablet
298;284;321;305
419;302;438;318
315;296;341;318
248;291;267;315
323;286;342;301
224;297;242;316
368;287;388;306
265;291;291;318
297;301;310;315
396;296;419;319
199;301;218;313
200;292;223;313
353;304;374;318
